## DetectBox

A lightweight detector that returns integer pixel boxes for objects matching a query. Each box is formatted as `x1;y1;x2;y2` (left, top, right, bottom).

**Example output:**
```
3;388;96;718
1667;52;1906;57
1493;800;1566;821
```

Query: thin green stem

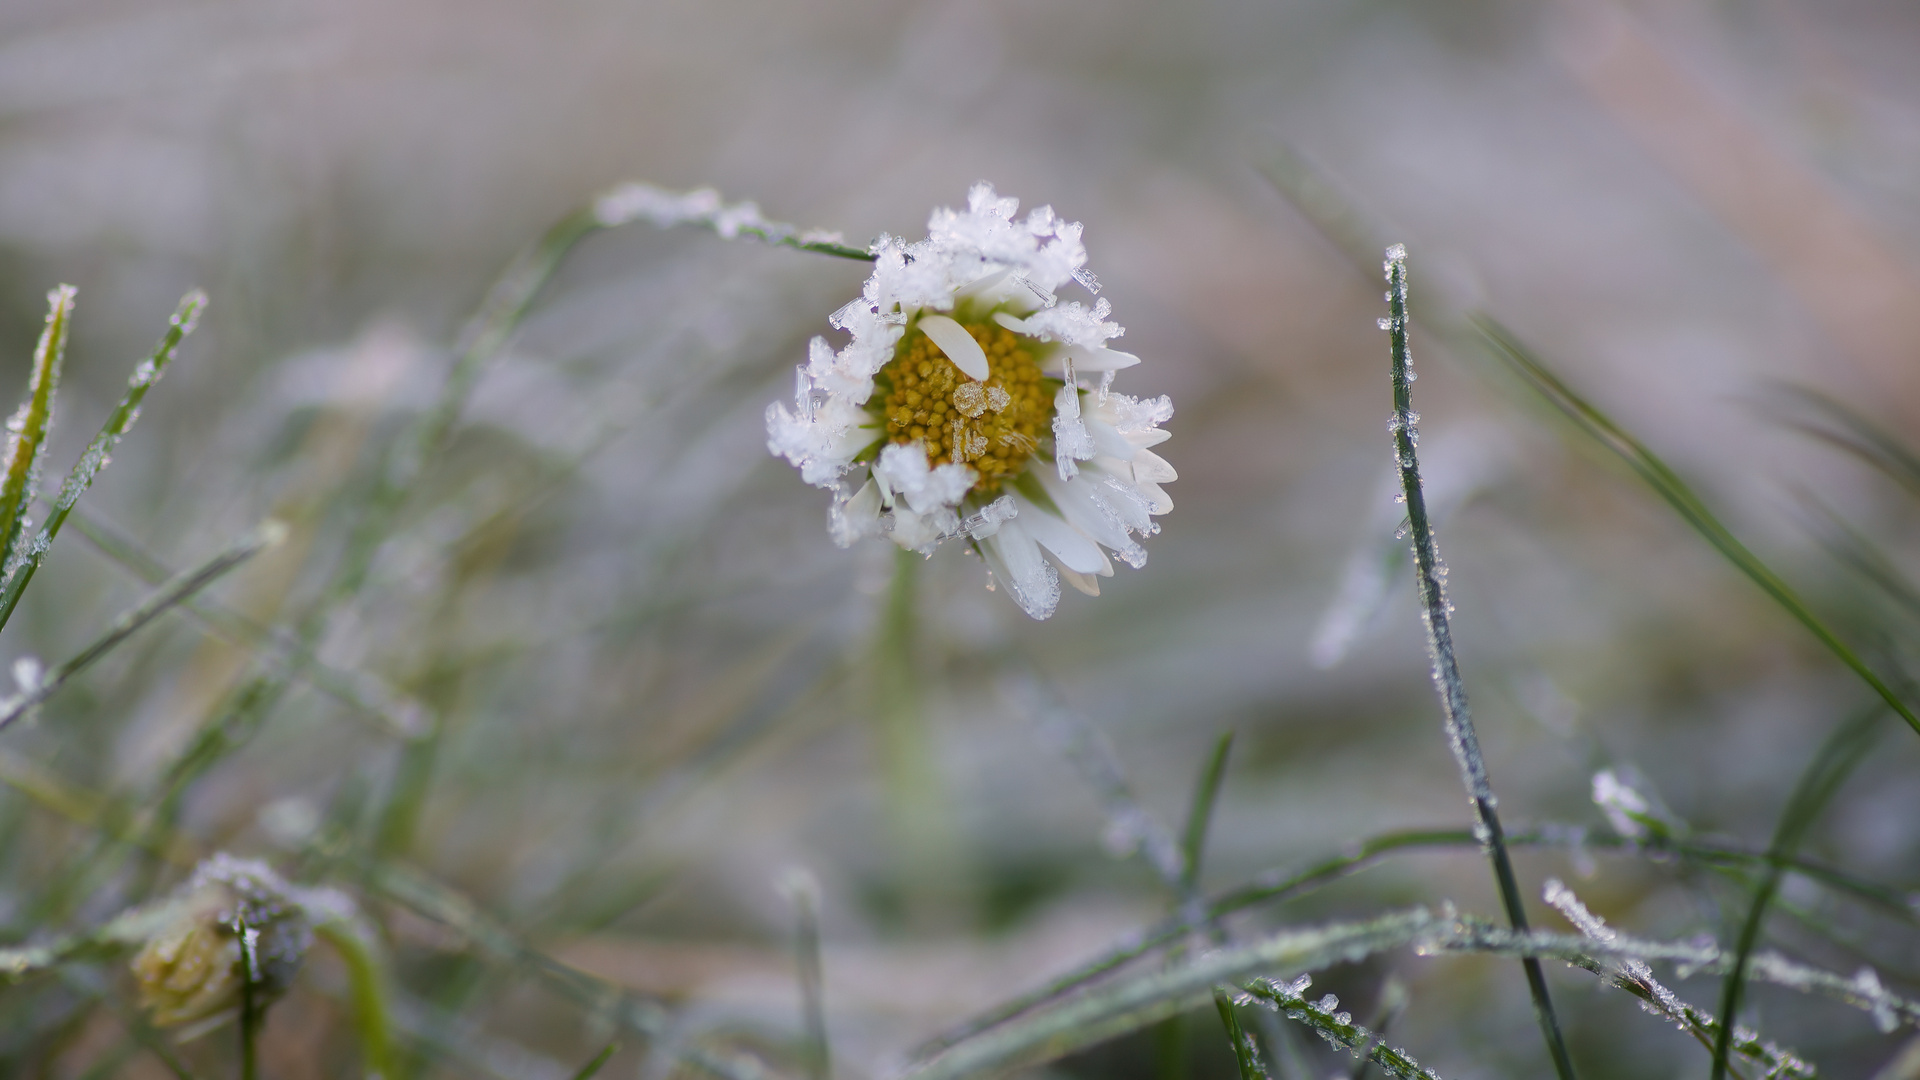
1710;705;1883;1079
237;917;260;1080
1384;249;1575;1080
315;918;393;1080
569;1043;620;1080
1181;732;1234;897
786;873;831;1080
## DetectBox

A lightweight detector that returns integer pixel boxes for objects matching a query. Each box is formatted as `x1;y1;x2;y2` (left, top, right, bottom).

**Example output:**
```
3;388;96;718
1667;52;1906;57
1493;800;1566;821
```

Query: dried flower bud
130;854;314;1027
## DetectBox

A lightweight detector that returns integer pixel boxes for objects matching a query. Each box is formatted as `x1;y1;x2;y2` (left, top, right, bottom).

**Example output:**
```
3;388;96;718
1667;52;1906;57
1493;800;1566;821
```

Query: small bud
130;854;314;1027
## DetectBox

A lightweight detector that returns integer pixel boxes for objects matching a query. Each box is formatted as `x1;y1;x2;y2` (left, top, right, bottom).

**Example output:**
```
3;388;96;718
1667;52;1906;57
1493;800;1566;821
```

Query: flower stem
237;918;260;1080
1382;246;1577;1080
873;547;967;922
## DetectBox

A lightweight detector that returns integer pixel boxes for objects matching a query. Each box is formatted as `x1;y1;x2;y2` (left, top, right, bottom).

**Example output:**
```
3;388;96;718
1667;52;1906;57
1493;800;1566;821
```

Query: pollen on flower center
875;316;1051;495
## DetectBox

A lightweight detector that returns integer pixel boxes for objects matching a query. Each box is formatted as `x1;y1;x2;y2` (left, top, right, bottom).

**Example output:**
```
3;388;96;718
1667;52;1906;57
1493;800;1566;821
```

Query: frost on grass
592;182;848;249
1541;879;1816;1077
1241;973;1442;1080
1591;768;1684;844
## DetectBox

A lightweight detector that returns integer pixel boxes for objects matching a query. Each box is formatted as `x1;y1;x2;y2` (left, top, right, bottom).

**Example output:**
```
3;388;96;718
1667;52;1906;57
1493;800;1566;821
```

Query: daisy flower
766;184;1174;619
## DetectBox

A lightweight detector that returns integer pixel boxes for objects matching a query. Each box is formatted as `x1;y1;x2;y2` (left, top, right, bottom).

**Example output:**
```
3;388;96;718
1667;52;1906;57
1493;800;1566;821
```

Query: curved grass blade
0;286;74;572
1181;731;1234;896
0;289;205;637
1764;384;1920;501
1472;314;1920;740
569;1042;620;1080
592;182;876;262
0;519;284;736
1711;704;1884;1080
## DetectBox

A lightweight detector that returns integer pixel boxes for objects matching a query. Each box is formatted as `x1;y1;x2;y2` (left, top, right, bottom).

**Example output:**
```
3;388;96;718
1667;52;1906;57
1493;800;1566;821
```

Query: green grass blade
1711;704;1884;1080
0;519;284;735
569;1042;620;1080
1213;988;1272;1080
1766;384;1920;501
1472;314;1920;740
0;289;205;637
0;286;74;572
1180;732;1234;896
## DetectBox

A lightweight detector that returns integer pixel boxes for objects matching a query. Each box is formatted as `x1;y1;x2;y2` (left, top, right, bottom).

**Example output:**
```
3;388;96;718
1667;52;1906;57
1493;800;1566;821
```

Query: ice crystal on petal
874;442;974;515
1052;385;1095;480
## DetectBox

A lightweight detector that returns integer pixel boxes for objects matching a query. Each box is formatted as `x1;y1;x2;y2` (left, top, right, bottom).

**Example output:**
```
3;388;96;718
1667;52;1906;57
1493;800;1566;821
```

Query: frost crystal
766;184;1174;619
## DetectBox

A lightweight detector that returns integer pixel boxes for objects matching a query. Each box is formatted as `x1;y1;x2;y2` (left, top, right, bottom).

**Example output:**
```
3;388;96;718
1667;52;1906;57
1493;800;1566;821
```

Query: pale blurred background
3;1;1920;1077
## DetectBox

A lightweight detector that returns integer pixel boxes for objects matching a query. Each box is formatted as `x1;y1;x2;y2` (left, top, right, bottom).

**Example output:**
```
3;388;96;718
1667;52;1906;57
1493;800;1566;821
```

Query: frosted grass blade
0;519;284;735
1386;252;1576;1080
1473;315;1920;740
0;289;205;637
899;909;1441;1080
0;287;73;572
911;824;1909;1060
1213;988;1271;1080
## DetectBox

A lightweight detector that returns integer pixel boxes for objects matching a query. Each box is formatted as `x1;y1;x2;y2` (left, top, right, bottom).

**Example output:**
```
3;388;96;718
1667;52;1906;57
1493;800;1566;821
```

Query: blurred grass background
2;0;1920;1076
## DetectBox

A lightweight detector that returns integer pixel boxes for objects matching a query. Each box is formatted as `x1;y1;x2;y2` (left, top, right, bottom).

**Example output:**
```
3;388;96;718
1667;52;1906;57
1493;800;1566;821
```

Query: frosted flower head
767;183;1175;619
130;854;316;1028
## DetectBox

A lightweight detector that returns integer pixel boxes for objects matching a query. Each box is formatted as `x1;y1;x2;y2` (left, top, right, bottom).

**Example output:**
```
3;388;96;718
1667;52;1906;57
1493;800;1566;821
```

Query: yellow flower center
877;316;1051;495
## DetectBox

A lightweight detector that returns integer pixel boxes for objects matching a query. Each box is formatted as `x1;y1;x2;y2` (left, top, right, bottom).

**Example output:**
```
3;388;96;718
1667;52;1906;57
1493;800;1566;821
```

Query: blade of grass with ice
1386;250;1577;1080
899;909;1442;1080
911;823;1911;1060
0;289;205;638
0;519;285;735
1472;315;1920;740
0;287;73;573
1214;988;1272;1080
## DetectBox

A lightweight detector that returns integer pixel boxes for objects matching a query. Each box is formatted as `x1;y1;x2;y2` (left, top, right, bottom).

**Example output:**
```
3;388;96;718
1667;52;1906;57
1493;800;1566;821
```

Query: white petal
1041;345;1140;374
829;480;883;547
1135;481;1173;514
917;314;990;382
1015;498;1111;575
1131;448;1177;483
1081;414;1137;461
992;310;1034;334
1059;566;1102;596
980;519;1060;620
1035;467;1135;555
